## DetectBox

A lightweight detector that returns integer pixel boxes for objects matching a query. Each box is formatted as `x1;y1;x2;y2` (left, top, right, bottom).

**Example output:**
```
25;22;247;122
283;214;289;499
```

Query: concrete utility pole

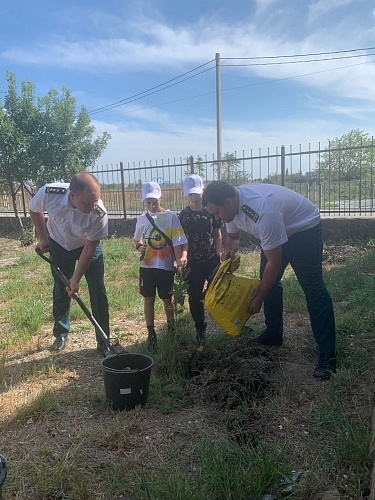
216;53;222;180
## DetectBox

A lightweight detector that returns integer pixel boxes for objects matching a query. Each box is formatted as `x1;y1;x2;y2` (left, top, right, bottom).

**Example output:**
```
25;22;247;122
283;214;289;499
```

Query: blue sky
1;0;375;165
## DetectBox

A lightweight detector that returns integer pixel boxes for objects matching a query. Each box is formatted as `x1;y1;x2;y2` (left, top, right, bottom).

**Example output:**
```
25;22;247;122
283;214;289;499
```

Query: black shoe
195;323;207;344
195;330;206;344
50;337;67;351
257;331;283;346
147;332;158;353
96;343;108;357
314;353;336;380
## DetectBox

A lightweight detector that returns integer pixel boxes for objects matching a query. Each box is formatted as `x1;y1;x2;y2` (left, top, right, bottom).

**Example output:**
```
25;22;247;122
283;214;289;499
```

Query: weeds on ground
0;238;375;498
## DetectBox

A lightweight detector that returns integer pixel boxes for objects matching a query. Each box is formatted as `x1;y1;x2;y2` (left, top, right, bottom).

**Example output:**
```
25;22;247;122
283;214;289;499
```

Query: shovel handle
34;247;128;356
35;247;71;289
35;246;107;330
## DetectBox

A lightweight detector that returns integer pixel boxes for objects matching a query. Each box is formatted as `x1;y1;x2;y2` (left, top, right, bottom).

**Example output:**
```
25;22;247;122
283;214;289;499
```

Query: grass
0;237;375;498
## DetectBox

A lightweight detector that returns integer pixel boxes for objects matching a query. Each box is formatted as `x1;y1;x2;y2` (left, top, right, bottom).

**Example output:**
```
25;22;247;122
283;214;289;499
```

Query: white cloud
94;110;375;167
94;119;218;165
3;0;375;166
3;9;375;106
308;0;355;23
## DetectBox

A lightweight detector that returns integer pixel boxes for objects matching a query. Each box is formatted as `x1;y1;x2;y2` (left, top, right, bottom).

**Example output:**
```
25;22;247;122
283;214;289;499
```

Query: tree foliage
316;129;374;181
0;72;110;193
183;155;205;178
0;72;110;238
220;152;251;185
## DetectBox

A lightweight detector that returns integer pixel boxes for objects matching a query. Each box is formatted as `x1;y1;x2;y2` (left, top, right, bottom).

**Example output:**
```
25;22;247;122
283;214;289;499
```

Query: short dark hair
69;172;100;193
202;180;236;207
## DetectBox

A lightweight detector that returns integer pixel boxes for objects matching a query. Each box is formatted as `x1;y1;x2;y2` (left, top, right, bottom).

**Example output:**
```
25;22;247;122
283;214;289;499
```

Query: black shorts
139;268;174;299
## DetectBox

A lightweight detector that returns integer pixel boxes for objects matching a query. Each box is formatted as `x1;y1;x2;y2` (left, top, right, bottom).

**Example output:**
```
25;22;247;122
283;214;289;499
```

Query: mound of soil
189;336;279;410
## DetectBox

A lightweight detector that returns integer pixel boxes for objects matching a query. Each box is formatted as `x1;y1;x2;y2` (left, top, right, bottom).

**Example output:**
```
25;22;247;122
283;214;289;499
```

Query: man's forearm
255;262;280;303
223;232;240;257
30;211;47;238
30;210;49;249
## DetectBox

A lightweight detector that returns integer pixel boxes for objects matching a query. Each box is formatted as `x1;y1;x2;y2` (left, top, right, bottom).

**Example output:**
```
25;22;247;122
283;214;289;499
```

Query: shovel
35;247;126;356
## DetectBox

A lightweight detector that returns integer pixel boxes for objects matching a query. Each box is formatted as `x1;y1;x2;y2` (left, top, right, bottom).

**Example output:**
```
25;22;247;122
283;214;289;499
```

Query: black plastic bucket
0;455;7;500
101;353;154;411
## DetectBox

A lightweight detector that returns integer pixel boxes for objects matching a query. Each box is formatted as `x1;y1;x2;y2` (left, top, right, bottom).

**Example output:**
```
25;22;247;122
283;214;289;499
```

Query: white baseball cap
183;174;203;197
141;181;161;202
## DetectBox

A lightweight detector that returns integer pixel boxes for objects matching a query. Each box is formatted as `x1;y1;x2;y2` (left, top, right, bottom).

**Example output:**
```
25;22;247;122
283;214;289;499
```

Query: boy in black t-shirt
179;174;222;343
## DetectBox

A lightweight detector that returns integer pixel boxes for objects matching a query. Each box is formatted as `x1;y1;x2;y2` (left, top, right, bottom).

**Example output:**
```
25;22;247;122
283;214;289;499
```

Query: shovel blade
103;337;127;356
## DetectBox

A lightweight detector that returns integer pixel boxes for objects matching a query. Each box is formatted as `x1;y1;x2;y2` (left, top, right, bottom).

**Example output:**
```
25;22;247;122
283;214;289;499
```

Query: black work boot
314;353;336;380
195;322;207;345
147;326;158;354
257;331;283;346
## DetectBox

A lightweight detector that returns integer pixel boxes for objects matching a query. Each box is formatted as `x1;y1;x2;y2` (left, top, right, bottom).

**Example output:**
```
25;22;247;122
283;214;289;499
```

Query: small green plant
173;267;190;316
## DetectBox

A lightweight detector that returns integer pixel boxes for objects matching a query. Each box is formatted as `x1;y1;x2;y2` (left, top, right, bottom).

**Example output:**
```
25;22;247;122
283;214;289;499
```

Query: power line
93;58;375;121
222;53;375;67
221;58;375;93
221;46;375;60
89;66;215;115
88;59;214;115
88;47;374;116
92;90;216;120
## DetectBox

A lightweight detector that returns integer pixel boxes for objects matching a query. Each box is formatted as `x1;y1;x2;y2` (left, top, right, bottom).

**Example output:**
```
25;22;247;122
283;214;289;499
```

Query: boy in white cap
134;181;188;352
179;174;222;343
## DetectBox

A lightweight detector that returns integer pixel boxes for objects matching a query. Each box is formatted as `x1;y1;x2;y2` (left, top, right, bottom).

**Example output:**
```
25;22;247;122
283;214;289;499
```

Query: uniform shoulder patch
95;205;106;218
241;204;259;223
45;186;66;194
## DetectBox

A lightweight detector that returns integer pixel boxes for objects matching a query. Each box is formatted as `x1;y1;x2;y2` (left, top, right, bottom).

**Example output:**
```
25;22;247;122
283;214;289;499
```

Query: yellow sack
205;255;260;337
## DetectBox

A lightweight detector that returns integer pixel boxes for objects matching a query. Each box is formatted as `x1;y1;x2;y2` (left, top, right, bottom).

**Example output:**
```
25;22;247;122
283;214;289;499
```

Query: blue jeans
260;222;335;354
48;238;110;344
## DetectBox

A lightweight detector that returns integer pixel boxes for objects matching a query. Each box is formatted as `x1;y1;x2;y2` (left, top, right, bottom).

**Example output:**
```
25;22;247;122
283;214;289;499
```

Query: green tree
0;72;110;240
316;129;374;181
0;96;31;235
183;155;205;178
220;152;251;185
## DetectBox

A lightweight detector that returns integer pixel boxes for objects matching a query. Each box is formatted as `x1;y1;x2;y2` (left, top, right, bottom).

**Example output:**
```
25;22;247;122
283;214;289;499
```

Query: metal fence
2;141;375;218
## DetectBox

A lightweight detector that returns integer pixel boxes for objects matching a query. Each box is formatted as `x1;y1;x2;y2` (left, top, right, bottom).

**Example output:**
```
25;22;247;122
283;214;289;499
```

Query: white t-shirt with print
134;210;187;271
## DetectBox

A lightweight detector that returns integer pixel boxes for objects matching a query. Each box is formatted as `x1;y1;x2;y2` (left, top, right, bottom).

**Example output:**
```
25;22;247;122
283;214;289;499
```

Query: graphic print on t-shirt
143;225;168;252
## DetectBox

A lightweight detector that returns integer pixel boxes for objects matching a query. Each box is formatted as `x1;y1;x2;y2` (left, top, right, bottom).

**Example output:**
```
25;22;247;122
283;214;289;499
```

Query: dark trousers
187;257;220;332
48;237;110;344
260;222;335;354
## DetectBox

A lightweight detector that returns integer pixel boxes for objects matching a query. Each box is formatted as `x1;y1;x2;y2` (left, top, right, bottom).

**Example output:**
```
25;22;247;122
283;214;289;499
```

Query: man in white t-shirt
202;180;336;380
30;172;110;353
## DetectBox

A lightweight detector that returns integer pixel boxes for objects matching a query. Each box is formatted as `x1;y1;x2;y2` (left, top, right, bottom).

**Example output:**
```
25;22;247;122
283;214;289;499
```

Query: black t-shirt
179;206;222;266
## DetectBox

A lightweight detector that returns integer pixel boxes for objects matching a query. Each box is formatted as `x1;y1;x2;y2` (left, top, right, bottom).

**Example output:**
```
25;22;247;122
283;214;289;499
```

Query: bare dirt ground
0;238;372;499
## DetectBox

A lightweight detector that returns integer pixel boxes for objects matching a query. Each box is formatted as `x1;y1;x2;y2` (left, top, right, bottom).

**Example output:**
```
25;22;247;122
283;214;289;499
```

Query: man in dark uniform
29;172;110;353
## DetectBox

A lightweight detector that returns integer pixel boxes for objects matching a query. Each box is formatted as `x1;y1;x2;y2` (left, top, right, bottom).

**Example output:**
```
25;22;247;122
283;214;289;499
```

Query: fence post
190;156;194;174
280;145;285;186
120;161;127;219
